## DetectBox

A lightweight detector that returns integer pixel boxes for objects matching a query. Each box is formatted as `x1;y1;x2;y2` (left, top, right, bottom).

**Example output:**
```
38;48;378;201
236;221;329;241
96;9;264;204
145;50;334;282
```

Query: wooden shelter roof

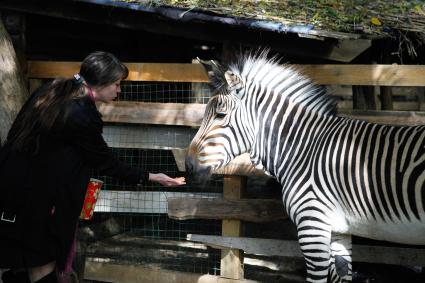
1;0;424;62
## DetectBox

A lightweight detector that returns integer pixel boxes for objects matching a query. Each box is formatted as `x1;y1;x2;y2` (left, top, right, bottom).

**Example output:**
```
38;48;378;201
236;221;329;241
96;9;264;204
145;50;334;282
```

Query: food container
79;178;103;220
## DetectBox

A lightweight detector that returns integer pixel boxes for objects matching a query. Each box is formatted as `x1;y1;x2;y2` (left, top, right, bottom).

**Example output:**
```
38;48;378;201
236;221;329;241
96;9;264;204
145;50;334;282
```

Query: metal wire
79;80;223;277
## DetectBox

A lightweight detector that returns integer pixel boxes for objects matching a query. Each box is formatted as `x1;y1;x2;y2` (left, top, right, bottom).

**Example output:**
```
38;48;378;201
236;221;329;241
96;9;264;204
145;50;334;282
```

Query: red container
79;178;103;220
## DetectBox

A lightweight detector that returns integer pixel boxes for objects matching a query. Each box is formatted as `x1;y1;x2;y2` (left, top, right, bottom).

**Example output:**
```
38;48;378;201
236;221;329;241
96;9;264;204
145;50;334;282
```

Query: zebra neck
251;99;338;183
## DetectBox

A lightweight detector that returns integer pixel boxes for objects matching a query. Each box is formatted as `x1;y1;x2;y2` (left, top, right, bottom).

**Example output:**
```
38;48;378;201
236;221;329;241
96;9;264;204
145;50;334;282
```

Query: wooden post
220;175;246;280
220;43;245;280
418;87;425;112
380;86;393;110
352;86;377;110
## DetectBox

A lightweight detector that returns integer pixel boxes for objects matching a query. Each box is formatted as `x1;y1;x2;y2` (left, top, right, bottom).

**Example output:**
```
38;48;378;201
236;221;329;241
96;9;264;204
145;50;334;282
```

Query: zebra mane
208;50;337;116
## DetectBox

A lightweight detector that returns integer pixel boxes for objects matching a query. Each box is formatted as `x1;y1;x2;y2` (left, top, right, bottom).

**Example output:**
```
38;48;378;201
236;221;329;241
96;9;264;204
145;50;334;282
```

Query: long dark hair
6;51;128;154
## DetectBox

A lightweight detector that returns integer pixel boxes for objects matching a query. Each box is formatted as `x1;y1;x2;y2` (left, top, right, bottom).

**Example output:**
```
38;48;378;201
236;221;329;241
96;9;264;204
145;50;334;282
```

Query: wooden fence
27;61;425;283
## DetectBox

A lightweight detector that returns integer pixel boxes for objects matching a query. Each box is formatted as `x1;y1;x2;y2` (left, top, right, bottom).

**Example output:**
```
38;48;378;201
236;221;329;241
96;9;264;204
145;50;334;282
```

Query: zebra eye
215;112;227;119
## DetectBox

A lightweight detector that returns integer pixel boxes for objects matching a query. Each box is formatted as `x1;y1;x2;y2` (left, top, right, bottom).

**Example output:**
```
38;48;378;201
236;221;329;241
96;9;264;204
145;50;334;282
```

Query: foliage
125;0;424;34
119;0;425;57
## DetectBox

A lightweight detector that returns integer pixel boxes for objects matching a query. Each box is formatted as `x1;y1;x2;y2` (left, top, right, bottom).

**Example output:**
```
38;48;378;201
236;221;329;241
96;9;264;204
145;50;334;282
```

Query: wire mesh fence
119;81;212;104
77;80;225;279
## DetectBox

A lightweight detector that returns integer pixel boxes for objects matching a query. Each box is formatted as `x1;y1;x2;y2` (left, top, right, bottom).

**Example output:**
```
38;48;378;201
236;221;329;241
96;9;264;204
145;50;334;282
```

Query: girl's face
92;80;122;102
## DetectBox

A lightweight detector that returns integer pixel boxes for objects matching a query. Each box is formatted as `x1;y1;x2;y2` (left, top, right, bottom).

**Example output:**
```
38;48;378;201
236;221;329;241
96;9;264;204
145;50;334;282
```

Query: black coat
0;92;148;269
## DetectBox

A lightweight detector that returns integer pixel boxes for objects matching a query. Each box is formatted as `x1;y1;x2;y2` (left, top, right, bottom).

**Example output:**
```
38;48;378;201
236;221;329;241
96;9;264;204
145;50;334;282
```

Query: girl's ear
224;70;244;98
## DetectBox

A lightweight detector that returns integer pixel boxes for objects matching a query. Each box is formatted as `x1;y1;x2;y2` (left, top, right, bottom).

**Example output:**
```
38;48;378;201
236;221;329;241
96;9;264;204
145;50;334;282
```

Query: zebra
185;52;425;282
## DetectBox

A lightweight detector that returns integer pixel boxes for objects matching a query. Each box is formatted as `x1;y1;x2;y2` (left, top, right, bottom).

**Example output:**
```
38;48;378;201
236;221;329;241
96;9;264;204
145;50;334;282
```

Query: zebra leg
328;233;352;283
297;222;332;282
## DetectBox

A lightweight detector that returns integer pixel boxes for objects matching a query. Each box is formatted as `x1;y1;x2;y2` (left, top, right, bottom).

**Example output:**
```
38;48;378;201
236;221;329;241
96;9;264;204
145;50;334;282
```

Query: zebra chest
281;181;351;234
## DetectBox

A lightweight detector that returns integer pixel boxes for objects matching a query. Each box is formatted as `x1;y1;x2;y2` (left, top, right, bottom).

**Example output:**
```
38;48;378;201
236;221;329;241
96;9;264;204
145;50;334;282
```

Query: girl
0;51;185;283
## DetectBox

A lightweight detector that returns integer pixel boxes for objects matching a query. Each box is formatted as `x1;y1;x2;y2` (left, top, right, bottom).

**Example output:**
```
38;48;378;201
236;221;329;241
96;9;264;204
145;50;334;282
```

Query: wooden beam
299;64;425;86
103;124;196;150
188;234;302;258
94;191;221;214
97;101;205;127
188;234;425;267
338;101;422;112
84;262;260;283
167;198;287;223
221;176;246;280
127;62;209;83
339;109;425;126
27;61;425;86
99;102;425;127
27;61;209;82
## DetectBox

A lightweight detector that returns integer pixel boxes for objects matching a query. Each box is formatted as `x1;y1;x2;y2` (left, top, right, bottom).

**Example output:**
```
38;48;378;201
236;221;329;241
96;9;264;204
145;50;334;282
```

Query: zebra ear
224;70;244;98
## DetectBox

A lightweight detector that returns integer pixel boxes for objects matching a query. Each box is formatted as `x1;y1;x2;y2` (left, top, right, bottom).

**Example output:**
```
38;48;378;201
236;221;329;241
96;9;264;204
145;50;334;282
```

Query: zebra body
186;53;425;282
273;115;425;245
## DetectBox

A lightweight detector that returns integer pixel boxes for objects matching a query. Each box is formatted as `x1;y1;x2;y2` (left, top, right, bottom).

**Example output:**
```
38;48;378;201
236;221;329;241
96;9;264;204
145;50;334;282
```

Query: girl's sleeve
63;100;149;185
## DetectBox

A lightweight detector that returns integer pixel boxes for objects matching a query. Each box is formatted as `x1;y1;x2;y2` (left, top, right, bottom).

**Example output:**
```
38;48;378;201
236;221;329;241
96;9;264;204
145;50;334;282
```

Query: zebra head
185;59;256;180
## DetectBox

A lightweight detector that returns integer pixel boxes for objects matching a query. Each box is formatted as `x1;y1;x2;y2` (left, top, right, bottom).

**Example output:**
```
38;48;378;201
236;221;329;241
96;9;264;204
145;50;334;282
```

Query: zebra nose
185;155;195;176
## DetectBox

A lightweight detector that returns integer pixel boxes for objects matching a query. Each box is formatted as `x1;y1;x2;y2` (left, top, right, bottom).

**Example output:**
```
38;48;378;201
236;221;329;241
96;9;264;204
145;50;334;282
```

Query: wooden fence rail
28;61;425;86
167;198;287;223
96;101;425;127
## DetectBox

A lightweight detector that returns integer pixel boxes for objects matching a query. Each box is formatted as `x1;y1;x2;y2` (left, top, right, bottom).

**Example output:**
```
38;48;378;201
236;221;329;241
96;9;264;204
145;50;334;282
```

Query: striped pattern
186;53;425;283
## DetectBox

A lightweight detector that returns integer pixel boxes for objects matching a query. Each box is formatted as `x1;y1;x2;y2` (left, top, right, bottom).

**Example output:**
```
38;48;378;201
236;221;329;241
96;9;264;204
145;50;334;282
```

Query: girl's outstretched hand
149;173;186;186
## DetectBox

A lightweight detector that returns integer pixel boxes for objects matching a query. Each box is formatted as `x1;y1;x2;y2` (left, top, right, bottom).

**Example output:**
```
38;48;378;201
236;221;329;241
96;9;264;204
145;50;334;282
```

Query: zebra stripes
186;53;425;282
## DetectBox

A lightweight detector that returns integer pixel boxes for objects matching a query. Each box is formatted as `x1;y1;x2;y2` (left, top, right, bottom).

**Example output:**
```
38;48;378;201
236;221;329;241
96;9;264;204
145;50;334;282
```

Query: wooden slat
97;101;205;127
103;124;196;150
28;61;81;79
27;61;209;82
188;234;302;258
338;101;421;111
392;101;420;111
94;191;220;214
329;85;423;97
28;61;425;86
299;64;425;86
339;109;425;126
85;262;260;283
188;234;425;266
167;198;287;223
99;102;425;127
126;62;209;82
